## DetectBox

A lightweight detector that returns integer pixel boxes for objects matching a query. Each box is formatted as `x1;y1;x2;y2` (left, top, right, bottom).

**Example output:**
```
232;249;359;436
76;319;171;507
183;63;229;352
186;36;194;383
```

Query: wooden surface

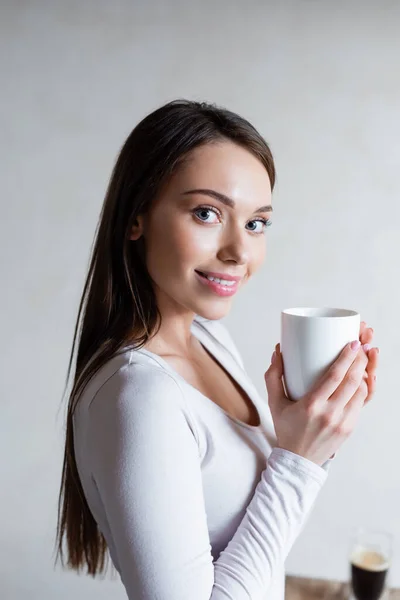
285;575;400;599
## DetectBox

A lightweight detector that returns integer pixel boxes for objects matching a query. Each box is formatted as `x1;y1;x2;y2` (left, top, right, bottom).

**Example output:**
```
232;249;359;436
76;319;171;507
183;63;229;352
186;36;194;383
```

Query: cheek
251;241;266;272
146;217;206;276
186;225;218;258
166;217;218;260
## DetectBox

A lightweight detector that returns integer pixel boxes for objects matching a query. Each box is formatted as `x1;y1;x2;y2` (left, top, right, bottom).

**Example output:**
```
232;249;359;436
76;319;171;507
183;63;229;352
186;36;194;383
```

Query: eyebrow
181;188;273;214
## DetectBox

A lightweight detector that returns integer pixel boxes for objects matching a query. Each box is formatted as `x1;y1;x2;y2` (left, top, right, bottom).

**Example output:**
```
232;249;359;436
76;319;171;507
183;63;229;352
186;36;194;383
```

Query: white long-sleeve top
73;314;334;600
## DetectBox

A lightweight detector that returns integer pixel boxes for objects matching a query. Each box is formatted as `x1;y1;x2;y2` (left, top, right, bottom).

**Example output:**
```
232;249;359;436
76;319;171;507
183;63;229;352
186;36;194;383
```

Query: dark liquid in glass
351;548;389;600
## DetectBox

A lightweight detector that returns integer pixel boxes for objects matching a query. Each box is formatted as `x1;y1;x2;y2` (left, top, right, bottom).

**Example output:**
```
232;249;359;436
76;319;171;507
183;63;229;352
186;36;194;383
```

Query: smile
195;271;239;297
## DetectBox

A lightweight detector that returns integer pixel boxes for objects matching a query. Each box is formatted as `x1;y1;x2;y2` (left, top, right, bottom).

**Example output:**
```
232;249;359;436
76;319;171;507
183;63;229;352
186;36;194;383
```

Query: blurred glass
348;526;393;600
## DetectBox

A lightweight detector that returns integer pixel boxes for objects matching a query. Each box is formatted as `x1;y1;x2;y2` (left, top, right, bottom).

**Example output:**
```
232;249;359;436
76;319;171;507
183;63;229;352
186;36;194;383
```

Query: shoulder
88;355;186;414
73;350;188;425
74;354;201;450
74;355;203;488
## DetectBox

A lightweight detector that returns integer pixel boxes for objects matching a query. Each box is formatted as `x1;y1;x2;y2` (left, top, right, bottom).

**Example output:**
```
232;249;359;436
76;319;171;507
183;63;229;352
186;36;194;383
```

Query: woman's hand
359;321;379;405
264;319;380;466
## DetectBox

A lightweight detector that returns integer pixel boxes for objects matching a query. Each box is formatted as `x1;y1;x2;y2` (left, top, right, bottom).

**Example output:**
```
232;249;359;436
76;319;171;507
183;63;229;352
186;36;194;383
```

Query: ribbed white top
73;315;333;599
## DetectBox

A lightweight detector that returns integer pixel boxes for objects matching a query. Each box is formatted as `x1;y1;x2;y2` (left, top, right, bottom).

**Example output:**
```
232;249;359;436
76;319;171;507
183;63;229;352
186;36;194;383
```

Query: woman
55;99;378;599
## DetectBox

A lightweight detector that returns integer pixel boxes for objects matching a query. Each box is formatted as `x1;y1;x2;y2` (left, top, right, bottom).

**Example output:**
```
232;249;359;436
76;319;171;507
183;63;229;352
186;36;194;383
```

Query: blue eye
194;208;217;223
193;205;272;234
247;218;272;234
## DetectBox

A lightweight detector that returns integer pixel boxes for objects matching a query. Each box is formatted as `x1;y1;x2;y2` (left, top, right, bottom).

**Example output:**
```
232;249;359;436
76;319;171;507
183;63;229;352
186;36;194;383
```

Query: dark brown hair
54;98;276;576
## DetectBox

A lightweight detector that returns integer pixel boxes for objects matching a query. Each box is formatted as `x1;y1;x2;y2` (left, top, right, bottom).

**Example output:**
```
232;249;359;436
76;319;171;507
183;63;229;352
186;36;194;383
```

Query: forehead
173;141;272;197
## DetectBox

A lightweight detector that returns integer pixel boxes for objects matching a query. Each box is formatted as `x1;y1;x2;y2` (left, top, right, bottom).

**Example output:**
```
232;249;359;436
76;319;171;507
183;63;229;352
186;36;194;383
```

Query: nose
217;223;250;265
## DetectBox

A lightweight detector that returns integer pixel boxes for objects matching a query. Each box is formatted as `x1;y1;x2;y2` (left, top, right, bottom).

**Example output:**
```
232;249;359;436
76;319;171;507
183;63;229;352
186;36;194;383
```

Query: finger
366;345;378;375
359;321;368;344
360;325;374;346
275;344;293;404
364;385;376;405
306;341;363;404
342;380;368;425
328;348;368;409
264;344;290;416
365;327;374;344
364;347;379;403
360;338;375;384
363;346;378;397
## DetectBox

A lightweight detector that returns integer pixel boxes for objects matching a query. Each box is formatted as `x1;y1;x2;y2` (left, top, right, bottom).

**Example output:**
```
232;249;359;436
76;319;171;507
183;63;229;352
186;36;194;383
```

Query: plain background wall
1;1;399;598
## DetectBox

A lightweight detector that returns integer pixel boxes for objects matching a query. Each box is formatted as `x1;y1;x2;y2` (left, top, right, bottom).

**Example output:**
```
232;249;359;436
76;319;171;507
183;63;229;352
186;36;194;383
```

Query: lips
195;270;242;282
195;270;239;297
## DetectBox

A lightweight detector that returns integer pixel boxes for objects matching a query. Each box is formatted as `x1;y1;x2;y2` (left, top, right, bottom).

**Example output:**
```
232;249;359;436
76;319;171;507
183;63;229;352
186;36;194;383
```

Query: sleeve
322;454;336;471
87;363;329;600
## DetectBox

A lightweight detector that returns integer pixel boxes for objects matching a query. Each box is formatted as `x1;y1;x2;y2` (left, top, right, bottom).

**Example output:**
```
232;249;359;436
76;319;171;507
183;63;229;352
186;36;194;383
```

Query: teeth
205;274;235;286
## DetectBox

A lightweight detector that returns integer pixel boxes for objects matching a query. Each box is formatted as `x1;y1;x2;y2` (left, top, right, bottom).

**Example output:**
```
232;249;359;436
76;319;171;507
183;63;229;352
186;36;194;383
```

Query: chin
194;303;232;321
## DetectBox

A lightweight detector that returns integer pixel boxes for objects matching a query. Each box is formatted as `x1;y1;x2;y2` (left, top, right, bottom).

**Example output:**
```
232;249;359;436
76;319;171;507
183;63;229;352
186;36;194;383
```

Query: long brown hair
54;98;276;576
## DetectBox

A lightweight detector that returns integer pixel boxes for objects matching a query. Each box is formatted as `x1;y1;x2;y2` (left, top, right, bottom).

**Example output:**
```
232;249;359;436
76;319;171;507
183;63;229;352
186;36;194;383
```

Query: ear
129;214;146;241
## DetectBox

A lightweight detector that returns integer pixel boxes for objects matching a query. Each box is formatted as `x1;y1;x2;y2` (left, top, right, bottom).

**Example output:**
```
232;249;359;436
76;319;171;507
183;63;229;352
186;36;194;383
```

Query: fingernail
376;348;380;354
271;351;276;363
363;343;371;352
351;340;361;351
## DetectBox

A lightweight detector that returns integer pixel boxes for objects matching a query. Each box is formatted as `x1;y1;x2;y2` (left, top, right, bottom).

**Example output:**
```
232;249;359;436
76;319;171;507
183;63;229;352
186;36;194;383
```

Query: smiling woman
55;99;334;600
128;139;274;327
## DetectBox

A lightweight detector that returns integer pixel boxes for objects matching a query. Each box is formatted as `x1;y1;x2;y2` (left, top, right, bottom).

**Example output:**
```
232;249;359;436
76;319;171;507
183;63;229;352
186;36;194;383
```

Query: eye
193;205;272;235
247;218;272;234
193;206;219;224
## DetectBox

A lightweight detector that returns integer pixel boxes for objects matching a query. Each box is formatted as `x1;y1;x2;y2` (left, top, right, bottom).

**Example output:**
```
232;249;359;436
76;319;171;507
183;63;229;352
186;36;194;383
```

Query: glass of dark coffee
349;527;393;600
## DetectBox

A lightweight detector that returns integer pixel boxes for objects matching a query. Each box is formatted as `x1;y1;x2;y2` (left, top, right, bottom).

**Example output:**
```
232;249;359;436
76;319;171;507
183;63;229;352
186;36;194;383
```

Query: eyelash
192;204;272;234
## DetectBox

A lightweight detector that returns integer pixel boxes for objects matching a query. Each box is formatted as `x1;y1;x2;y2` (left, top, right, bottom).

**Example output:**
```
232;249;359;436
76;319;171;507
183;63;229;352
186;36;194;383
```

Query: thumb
264;345;290;418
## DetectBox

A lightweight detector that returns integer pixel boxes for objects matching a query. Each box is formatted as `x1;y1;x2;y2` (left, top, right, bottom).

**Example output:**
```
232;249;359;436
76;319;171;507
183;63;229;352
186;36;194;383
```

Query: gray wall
1;1;398;598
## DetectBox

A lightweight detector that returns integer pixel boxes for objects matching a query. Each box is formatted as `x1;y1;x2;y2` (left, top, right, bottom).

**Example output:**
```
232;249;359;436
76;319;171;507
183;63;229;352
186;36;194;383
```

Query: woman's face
130;140;273;322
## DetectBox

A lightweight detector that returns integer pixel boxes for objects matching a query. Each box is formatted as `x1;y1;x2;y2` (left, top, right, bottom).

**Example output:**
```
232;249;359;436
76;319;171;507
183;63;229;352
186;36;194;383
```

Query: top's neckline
132;317;264;432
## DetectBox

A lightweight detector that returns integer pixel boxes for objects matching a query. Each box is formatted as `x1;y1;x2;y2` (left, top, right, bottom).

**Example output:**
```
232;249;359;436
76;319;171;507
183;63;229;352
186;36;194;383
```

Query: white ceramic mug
281;307;360;402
